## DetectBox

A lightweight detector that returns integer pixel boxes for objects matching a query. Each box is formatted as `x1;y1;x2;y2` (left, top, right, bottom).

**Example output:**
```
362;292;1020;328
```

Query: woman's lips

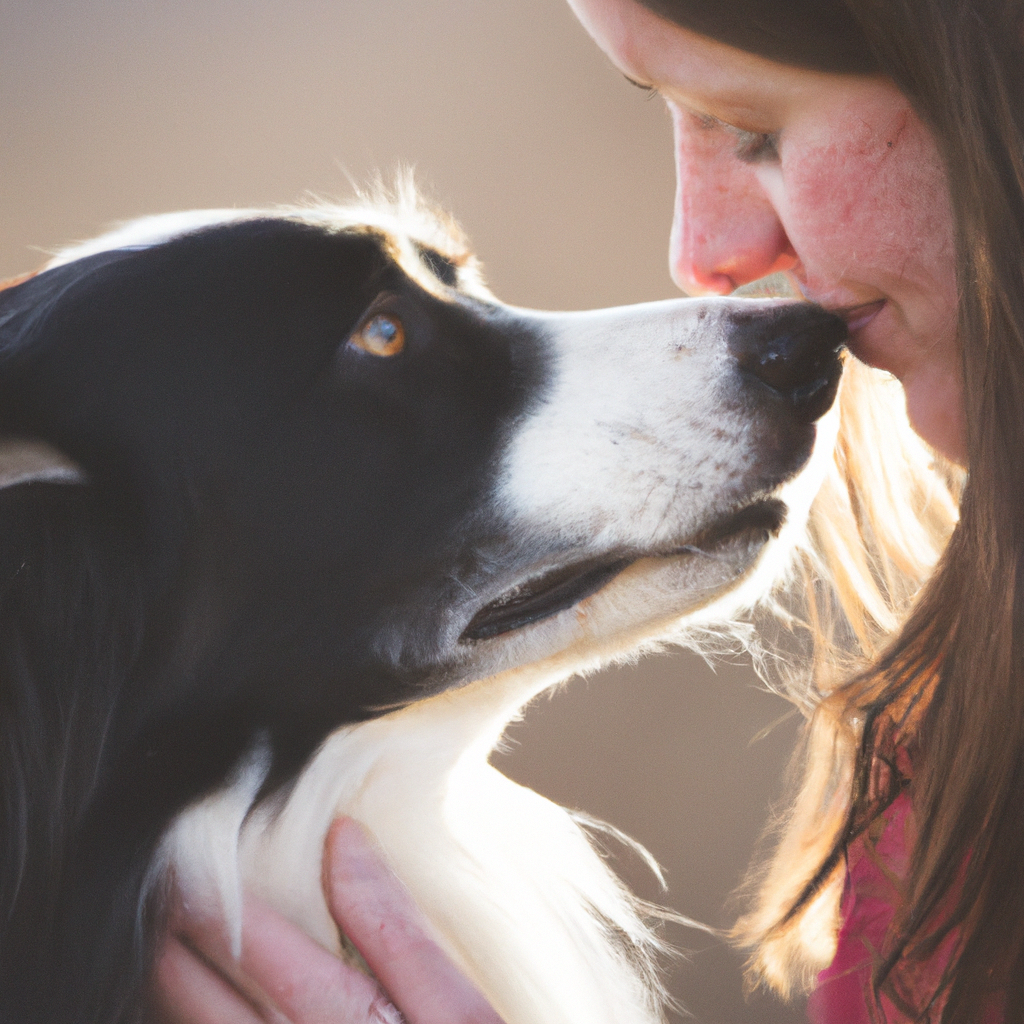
832;299;886;332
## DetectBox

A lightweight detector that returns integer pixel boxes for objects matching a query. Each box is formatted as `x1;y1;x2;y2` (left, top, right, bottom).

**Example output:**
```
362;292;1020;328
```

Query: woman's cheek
780;105;953;296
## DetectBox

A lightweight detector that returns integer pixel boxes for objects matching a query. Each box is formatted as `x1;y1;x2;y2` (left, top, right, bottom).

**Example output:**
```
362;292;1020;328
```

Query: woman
153;0;1024;1020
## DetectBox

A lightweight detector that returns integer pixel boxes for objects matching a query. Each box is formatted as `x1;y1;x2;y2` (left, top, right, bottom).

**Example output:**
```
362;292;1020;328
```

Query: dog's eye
349;314;405;357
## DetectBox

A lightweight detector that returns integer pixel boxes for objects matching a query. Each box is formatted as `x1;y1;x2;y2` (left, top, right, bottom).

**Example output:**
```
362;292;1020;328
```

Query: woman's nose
668;105;797;296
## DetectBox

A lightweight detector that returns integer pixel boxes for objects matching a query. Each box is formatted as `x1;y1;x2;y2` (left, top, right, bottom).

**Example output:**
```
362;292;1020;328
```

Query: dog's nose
728;304;847;421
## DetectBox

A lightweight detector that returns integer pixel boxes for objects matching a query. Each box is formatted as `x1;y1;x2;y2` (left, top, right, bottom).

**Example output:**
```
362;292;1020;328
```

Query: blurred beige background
0;1;805;1020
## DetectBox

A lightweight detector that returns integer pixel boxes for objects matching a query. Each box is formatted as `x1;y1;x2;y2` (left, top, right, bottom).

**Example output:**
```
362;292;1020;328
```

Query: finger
147;932;269;1024
325;817;506;1024
234;893;396;1023
161;884;399;1024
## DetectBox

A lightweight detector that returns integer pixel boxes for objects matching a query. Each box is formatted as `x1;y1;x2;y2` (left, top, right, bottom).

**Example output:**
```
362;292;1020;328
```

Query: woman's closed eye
622;77;781;165
696;112;780;164
730;128;780;163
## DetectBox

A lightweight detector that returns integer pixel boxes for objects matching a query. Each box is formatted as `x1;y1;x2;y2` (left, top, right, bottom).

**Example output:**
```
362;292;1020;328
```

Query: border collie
0;191;845;1024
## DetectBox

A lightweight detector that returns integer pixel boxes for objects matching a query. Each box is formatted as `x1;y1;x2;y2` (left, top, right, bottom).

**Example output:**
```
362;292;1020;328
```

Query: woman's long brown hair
639;0;1024;1018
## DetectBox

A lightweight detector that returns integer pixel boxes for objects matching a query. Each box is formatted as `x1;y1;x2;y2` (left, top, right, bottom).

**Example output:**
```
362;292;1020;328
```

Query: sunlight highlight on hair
732;359;961;994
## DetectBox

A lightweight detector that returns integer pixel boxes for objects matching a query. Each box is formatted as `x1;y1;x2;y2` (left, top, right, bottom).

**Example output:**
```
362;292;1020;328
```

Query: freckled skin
567;0;964;462
669;103;797;289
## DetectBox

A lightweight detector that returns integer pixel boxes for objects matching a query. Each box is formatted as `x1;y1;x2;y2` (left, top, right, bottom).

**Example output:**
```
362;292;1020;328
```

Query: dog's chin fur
0;187;846;1024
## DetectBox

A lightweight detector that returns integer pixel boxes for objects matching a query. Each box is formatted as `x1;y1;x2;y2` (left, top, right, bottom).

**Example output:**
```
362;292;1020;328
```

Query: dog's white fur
25;198;841;1024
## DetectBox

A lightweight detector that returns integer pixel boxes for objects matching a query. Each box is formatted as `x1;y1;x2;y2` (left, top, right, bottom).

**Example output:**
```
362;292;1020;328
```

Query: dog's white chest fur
165;659;666;1024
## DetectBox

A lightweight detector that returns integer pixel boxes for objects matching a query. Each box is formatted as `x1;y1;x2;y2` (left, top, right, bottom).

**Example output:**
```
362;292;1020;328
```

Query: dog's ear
0;439;91;594
0;269;40;295
0;266;87;490
0;437;86;490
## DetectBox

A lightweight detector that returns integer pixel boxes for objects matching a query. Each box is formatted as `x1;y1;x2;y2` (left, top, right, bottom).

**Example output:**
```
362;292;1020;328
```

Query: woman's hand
148;817;505;1024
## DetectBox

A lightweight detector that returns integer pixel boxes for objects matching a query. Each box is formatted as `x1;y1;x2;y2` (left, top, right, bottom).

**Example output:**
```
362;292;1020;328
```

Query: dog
0;190;845;1024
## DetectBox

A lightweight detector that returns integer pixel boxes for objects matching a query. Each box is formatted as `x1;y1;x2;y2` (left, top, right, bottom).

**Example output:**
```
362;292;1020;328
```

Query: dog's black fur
0;220;556;1021
0;212;844;1023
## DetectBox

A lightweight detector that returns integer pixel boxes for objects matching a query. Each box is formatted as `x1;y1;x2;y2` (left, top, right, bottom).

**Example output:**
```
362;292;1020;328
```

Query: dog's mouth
460;498;787;642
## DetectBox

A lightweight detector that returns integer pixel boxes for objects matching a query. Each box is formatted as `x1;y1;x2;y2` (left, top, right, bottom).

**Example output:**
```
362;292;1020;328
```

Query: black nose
728;303;847;421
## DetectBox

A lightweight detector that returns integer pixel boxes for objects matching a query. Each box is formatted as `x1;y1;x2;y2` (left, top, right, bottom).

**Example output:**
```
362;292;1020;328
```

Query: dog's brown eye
350;314;405;357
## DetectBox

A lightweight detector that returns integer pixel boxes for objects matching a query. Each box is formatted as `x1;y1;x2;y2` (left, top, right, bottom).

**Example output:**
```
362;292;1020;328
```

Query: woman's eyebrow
620;72;738;118
620;69;780;131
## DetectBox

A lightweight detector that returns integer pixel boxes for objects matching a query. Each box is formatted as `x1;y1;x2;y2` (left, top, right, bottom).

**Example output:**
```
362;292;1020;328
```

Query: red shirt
806;792;1001;1022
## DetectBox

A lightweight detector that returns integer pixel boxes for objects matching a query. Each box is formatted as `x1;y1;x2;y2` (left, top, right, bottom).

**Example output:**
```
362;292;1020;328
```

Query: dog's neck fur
163;655;671;1024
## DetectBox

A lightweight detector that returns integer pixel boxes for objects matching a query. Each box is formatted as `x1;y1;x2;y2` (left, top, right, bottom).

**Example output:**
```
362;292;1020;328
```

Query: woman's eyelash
623;76;660;101
696;113;780;163
732;129;780;163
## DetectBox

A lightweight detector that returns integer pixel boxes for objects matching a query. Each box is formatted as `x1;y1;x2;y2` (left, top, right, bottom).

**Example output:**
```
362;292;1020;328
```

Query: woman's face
567;0;965;462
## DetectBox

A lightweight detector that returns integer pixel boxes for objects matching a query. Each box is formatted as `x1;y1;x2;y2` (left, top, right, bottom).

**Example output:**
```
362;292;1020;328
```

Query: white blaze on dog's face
446;295;843;679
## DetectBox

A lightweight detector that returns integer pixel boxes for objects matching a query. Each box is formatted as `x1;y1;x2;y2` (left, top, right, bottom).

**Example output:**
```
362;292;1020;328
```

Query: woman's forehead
567;0;863;124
